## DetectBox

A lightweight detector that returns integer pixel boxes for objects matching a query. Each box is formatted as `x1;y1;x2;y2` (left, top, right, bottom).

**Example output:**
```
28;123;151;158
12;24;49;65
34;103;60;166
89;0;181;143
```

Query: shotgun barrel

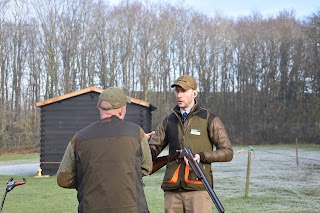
180;147;225;213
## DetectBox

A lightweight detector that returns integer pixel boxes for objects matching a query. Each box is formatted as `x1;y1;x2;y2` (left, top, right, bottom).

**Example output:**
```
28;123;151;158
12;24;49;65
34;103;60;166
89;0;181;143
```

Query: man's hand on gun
183;153;200;168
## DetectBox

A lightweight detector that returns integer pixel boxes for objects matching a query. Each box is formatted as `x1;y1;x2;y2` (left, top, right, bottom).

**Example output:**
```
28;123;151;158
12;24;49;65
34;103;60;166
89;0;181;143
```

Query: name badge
190;129;201;135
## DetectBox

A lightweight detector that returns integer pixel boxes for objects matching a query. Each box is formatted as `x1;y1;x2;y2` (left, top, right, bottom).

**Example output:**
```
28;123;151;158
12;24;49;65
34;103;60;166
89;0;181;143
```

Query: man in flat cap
57;87;152;213
149;75;233;213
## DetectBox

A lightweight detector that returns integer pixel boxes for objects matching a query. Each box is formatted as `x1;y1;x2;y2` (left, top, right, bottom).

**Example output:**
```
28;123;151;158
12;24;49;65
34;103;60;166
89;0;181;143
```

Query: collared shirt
180;108;191;115
180;109;190;124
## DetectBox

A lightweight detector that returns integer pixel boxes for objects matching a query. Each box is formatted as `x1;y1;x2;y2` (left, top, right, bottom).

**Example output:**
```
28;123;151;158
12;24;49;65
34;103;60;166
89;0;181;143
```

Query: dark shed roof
36;86;156;175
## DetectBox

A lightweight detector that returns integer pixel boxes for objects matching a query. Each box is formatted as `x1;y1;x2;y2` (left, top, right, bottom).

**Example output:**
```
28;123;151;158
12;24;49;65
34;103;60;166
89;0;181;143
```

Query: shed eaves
35;86;156;110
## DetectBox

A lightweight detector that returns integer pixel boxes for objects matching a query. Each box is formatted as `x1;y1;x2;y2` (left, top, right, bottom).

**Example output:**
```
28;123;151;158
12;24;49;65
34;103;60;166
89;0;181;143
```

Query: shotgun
151;151;180;174
180;147;225;213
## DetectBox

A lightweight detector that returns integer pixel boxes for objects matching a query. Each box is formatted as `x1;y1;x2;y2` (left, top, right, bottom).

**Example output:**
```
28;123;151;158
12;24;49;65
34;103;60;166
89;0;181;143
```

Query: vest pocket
184;165;202;184
163;161;180;184
164;164;181;184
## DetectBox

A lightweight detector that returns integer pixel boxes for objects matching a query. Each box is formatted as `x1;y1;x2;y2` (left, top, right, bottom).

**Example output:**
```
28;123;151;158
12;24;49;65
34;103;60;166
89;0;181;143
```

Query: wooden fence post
245;146;253;198
296;138;299;166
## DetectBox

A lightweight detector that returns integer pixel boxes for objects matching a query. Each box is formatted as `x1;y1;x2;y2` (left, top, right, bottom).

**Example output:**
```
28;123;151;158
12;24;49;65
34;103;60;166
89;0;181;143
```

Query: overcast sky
109;0;319;19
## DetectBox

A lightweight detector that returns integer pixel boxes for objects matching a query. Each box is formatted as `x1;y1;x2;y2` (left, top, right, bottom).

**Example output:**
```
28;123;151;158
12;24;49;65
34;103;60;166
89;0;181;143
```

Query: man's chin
178;103;185;108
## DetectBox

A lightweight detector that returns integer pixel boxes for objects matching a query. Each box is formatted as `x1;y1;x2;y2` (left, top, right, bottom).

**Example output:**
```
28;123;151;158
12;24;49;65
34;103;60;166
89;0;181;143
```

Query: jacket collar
172;99;201;116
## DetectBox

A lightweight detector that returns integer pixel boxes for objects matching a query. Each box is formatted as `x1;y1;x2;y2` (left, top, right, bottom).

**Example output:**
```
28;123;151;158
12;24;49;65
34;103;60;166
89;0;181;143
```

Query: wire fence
246;146;320;210
255;149;320;162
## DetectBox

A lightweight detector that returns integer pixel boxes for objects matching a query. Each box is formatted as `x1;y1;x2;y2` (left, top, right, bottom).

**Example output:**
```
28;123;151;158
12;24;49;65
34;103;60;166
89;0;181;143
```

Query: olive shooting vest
161;107;216;191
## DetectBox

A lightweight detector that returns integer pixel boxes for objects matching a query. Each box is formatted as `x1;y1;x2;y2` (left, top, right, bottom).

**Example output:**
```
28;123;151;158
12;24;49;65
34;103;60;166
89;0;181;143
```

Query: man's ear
193;91;197;98
119;105;126;117
119;106;123;116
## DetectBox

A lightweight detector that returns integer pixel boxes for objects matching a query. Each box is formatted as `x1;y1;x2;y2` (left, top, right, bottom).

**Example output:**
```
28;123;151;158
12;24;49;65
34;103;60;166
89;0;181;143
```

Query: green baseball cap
171;75;197;90
98;87;131;110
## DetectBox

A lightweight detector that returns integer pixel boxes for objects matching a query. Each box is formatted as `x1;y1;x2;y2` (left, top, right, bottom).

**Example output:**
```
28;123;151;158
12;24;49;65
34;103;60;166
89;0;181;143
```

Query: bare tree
1;0;320;152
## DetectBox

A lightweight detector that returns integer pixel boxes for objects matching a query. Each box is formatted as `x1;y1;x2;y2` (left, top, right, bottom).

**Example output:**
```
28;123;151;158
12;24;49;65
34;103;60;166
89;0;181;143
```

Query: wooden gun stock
151;151;180;175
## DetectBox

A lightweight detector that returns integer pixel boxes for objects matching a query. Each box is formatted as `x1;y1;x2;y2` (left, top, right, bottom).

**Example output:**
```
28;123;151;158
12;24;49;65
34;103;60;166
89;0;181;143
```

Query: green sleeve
56;139;77;188
140;129;153;176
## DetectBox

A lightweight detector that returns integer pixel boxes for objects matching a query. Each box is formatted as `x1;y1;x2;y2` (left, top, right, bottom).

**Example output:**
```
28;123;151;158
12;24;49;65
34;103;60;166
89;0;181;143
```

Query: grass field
0;145;319;213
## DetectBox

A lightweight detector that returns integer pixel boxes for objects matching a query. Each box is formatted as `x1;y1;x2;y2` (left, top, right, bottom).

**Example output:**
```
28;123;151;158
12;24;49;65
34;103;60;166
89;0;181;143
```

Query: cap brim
171;83;192;90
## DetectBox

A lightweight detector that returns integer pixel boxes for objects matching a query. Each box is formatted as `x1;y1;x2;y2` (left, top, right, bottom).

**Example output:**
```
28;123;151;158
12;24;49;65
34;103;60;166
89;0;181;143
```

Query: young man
57;87;152;213
149;75;233;213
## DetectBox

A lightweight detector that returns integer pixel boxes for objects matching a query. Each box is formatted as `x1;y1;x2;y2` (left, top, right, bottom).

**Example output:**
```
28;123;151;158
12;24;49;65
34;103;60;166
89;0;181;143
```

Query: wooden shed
36;86;156;175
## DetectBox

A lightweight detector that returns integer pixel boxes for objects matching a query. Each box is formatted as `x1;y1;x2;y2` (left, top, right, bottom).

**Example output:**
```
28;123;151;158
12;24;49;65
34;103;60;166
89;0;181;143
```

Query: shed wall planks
38;91;155;175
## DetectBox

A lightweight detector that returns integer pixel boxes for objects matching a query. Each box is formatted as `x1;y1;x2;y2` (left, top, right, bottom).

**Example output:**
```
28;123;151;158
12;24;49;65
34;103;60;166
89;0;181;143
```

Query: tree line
0;0;319;152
